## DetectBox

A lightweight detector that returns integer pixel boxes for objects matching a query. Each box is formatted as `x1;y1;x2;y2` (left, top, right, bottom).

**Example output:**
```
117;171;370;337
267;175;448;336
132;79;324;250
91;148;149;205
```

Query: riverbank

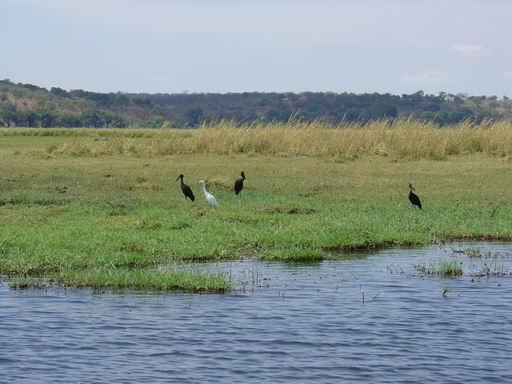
1;130;511;290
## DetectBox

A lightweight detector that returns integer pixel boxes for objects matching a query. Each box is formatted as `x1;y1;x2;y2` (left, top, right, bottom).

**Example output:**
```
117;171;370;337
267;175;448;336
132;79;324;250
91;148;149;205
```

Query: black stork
176;174;195;202
234;171;246;201
408;182;422;209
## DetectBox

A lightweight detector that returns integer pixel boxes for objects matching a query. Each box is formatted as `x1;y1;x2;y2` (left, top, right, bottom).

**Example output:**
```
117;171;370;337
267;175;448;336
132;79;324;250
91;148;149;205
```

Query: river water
1;242;512;383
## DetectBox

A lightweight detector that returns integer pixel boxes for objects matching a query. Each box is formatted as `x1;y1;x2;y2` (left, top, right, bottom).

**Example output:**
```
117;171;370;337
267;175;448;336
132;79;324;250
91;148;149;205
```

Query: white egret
199;180;219;208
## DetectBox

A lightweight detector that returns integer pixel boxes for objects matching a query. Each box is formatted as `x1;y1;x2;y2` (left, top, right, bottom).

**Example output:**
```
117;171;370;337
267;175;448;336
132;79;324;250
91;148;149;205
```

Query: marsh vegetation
1;122;511;290
21;119;512;159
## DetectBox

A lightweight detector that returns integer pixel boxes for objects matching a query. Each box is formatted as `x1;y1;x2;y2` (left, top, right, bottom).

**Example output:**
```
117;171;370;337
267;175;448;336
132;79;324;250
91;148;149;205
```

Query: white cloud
400;70;450;87
450;44;486;58
503;70;512;81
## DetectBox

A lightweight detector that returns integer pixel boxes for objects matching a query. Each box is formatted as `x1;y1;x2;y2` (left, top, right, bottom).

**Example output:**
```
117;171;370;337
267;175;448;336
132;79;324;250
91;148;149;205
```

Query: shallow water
1;242;512;383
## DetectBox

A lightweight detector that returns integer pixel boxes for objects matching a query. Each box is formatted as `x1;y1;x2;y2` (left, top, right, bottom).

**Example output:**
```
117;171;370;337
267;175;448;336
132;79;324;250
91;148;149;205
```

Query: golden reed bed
4;119;511;160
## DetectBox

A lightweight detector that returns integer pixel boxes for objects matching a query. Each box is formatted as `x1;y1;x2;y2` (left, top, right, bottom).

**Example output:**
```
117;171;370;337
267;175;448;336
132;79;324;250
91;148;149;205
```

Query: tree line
1;79;511;128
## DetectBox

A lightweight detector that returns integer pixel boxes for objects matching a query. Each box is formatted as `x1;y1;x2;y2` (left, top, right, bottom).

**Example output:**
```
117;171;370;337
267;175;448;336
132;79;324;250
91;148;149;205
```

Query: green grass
1;129;512;290
8;268;229;292
416;259;464;277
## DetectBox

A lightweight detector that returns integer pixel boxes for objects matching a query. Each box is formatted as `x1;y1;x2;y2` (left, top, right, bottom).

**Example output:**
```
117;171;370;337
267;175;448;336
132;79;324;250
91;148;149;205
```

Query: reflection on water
1;242;512;383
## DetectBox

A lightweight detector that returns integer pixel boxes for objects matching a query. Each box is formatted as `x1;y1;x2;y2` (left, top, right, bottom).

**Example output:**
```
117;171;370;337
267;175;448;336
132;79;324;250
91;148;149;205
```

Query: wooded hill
1;79;512;128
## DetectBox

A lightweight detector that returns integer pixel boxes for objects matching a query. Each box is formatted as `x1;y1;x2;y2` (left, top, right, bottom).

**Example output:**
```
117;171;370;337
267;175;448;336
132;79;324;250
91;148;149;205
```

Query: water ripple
1;242;512;383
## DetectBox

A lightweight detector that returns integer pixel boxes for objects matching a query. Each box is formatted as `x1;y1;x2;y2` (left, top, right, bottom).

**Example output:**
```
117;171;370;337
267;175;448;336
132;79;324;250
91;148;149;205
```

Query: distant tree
114;94;130;107
5;80;512;128
20;83;44;91
185;107;205;126
59;113;82;127
144;114;166;128
81;109;105;127
25;110;38;127
86;93;112;107
343;108;361;121
422;103;441;112
0;101;17;126
104;113;127;128
38;108;56;127
364;105;398;119
264;108;292;122
50;87;69;98
70;89;87;98
418;111;436;122
133;97;152;107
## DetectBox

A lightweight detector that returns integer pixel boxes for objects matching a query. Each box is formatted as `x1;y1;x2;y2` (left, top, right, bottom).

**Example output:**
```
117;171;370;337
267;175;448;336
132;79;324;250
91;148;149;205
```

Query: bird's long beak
175;176;180;182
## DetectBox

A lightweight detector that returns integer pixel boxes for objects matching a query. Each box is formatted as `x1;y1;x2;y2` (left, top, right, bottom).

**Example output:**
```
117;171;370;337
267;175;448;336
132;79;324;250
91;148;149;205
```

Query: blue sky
1;0;511;95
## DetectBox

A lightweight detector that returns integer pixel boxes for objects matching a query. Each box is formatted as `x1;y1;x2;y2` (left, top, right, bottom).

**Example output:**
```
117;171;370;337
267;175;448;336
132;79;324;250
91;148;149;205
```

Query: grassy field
1;123;511;291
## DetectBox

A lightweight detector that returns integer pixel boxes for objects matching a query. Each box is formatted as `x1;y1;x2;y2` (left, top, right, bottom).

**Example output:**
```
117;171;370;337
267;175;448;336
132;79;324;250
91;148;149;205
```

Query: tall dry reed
44;119;512;160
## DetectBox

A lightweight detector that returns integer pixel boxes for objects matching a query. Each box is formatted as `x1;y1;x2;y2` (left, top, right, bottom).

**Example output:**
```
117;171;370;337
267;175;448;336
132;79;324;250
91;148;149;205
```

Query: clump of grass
47;137;131;156
438;259;464;276
469;256;511;277
260;247;326;263
453;247;483;257
8;268;230;292
203;176;233;191
452;247;510;259
0;195;70;207
8;276;51;289
416;259;463;276
263;205;317;215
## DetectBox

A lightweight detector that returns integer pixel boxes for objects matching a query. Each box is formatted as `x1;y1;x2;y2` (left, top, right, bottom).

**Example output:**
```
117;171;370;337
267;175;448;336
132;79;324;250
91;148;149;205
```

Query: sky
1;0;511;96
